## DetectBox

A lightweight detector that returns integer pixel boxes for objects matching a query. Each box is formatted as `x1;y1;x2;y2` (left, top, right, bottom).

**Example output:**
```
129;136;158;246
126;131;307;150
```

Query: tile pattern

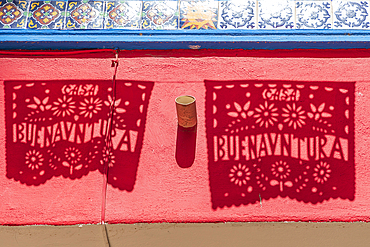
296;1;332;29
142;1;178;30
2;0;370;29
65;0;105;29
105;0;142;29
0;0;29;29
27;1;66;29
218;0;257;29
258;0;295;29
180;0;218;29
333;0;370;29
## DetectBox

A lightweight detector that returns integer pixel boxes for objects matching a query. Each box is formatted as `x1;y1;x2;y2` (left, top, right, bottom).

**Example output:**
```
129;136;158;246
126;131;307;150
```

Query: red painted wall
0;49;370;225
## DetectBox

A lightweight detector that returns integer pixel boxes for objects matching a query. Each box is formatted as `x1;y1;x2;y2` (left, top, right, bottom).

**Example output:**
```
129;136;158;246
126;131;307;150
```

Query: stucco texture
0;49;369;225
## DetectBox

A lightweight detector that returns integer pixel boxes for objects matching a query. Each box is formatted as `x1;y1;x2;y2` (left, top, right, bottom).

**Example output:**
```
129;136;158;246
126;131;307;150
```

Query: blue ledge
1;30;370;50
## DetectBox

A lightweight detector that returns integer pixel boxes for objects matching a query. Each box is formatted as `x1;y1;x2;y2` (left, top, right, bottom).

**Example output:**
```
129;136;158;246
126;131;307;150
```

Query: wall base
1;222;369;247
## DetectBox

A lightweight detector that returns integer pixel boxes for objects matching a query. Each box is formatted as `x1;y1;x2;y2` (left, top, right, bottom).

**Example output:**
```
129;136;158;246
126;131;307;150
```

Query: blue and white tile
258;0;295;29
104;0;142;29
141;1;179;30
218;0;257;29
180;0;218;30
333;0;370;29
296;1;332;29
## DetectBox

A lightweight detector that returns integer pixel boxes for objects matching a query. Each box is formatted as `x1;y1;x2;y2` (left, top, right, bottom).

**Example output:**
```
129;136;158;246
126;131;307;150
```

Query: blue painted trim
1;29;370;50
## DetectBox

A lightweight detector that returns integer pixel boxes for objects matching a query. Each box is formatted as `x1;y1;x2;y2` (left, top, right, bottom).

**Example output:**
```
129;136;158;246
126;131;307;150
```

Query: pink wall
0;49;370;225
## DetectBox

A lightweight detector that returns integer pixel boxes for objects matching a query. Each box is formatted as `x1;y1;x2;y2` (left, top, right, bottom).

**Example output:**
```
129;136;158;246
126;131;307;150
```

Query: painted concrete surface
1;222;370;247
0;50;370;225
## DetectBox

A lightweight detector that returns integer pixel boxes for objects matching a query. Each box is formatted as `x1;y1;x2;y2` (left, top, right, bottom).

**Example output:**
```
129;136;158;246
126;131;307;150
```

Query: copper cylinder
175;95;197;128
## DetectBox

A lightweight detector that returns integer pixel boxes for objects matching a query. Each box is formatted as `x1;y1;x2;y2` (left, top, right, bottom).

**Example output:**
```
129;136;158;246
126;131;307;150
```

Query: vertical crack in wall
101;50;119;247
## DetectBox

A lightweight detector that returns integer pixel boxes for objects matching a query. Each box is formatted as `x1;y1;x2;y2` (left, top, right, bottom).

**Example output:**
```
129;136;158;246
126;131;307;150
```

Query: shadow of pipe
175;124;197;168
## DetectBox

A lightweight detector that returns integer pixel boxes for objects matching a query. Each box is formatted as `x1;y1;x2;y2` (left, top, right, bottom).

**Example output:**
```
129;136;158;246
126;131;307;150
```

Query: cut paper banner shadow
205;80;355;209
5;80;153;191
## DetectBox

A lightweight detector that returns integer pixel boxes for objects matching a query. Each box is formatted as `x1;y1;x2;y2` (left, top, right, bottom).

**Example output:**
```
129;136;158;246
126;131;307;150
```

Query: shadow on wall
5;80;153;191
205;80;355;209
176;125;197;168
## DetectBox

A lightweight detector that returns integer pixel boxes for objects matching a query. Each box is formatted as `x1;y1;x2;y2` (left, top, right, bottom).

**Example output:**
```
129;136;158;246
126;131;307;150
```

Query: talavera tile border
1;0;370;29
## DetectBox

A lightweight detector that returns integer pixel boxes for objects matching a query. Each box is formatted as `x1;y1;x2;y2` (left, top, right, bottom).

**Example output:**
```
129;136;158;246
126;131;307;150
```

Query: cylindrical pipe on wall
175;95;197;128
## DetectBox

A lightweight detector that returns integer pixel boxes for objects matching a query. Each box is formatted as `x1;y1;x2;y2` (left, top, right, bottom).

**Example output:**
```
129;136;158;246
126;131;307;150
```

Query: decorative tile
296;1;332;29
141;1;179;30
65;0;105;29
180;0;218;29
258;0;295;29
27;1;66;29
218;0;257;29
104;0;142;29
332;0;370;29
0;0;29;29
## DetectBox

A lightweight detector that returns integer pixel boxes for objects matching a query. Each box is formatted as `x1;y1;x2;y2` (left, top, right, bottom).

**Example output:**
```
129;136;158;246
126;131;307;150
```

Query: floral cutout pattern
313;161;331;184
229;163;252;186
282;103;306;129
51;96;75;117
254;101;278;128
206;81;354;209
79;97;102;118
27;96;52;112
270;160;293;192
25;150;44;170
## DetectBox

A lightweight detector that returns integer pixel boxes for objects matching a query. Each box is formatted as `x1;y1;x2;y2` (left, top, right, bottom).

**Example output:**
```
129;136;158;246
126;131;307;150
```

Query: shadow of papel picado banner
205;80;355;209
5;80;153;191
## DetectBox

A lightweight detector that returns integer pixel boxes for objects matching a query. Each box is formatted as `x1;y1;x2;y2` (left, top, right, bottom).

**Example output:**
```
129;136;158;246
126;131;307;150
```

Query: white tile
333;0;370;29
218;0;257;29
296;1;332;29
258;0;296;29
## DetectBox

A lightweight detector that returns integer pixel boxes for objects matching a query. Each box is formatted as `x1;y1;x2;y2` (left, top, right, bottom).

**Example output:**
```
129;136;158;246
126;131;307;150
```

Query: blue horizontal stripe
1;29;370;50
